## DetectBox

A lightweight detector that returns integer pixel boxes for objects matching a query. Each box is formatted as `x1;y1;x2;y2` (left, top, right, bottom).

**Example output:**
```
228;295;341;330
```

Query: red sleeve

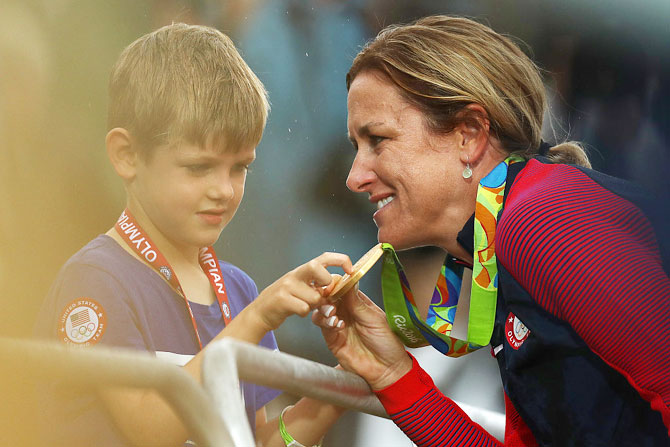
375;353;504;447
497;160;670;434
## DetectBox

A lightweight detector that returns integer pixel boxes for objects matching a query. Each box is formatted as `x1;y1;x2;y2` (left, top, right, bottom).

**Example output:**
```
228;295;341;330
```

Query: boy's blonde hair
108;23;269;155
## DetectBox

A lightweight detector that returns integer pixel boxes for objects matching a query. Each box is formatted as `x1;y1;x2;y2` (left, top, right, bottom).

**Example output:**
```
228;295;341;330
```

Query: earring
462;156;473;179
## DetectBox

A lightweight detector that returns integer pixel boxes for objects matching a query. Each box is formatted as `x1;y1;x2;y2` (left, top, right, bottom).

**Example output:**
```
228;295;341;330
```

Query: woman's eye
369;135;386;146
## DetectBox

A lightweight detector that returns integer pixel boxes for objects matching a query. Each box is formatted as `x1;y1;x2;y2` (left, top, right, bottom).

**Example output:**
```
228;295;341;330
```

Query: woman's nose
346;153;375;193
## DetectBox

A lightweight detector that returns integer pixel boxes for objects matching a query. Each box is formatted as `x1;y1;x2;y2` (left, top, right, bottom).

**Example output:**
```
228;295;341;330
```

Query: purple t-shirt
34;235;281;445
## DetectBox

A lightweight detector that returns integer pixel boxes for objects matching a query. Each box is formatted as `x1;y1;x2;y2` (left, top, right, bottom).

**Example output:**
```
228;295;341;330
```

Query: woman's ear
106;128;138;181
455;104;490;165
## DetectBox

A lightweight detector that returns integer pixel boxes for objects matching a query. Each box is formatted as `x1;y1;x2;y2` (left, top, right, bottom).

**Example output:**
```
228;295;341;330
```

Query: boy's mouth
199;208;225;215
197;209;226;225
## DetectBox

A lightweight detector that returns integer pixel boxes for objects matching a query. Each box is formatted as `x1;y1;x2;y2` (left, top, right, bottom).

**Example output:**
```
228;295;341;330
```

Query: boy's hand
251;252;353;332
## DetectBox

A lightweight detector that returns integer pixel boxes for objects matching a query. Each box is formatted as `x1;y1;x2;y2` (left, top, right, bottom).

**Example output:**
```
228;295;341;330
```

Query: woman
313;15;670;446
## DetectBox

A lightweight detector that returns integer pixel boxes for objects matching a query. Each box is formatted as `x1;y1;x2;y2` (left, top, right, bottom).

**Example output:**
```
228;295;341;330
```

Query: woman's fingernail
327;316;337;327
336;320;344;329
322;305;335;317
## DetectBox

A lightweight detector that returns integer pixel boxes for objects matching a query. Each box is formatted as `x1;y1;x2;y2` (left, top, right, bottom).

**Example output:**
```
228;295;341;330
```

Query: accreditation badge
58;298;107;346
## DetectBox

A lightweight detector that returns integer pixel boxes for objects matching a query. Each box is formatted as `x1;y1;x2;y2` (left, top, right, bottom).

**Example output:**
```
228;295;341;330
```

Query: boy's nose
209;176;235;201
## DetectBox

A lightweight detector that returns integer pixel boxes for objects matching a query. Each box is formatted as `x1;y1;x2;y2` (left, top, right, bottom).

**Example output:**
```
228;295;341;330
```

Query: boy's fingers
291;282;325;307
311;266;335;288
294;252;353;291
321;274;342;296
292;300;312;317
313;252;354;274
295;260;328;286
299;254;351;287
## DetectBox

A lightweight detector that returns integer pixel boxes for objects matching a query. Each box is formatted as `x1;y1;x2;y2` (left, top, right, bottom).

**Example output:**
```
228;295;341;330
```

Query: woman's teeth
377;196;395;210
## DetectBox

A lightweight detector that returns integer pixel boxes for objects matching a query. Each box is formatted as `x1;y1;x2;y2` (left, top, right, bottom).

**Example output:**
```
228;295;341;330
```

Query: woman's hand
250;252;353;333
312;285;412;390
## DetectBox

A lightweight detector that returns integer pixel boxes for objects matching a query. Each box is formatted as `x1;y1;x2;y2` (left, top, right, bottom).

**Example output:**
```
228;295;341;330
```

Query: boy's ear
106;128;138;181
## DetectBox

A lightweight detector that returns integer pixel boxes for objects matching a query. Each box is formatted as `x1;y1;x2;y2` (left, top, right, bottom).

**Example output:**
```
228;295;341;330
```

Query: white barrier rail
0;336;505;446
0;337;231;446
202;338;389;445
202;338;506;445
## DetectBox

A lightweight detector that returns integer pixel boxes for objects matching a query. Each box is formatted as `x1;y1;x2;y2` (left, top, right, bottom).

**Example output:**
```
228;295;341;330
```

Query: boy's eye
186;164;210;173
233;164;251;174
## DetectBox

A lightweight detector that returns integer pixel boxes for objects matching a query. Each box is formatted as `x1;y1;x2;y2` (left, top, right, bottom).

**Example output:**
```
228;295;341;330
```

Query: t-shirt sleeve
35;261;147;350
33;258;150;446
496;162;670;431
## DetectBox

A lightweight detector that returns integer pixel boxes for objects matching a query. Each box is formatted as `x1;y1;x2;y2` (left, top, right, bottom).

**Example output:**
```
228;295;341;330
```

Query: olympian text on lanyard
115;209;232;350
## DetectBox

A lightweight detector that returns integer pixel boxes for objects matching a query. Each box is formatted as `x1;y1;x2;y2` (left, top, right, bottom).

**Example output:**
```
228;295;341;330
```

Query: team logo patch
58;298;107;346
505;312;530;350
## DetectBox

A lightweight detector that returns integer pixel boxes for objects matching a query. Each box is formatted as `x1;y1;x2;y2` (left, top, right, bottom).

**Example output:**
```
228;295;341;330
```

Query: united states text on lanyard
114;209;232;350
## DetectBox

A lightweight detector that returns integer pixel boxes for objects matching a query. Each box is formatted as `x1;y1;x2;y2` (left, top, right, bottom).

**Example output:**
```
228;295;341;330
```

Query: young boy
34;23;352;446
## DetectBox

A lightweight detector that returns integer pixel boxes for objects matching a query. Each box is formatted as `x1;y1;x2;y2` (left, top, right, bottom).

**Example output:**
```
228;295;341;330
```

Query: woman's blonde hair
347;15;589;167
108;23;269;156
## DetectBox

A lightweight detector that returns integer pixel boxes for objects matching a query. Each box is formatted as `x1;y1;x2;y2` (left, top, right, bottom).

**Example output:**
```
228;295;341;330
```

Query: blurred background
1;0;668;445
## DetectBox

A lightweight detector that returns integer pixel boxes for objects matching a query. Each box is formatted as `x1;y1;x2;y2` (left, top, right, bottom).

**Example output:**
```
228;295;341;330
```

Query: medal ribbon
114;209;232;350
382;156;521;356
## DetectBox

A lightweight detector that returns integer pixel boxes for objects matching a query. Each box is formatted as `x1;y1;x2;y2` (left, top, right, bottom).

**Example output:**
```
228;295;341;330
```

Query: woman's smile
373;194;395;224
376;195;395;210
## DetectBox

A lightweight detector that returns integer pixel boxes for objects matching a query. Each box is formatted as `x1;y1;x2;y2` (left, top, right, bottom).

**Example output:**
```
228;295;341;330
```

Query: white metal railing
202;338;388;445
0;337;231;446
0;336;505;446
202;338;505;444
